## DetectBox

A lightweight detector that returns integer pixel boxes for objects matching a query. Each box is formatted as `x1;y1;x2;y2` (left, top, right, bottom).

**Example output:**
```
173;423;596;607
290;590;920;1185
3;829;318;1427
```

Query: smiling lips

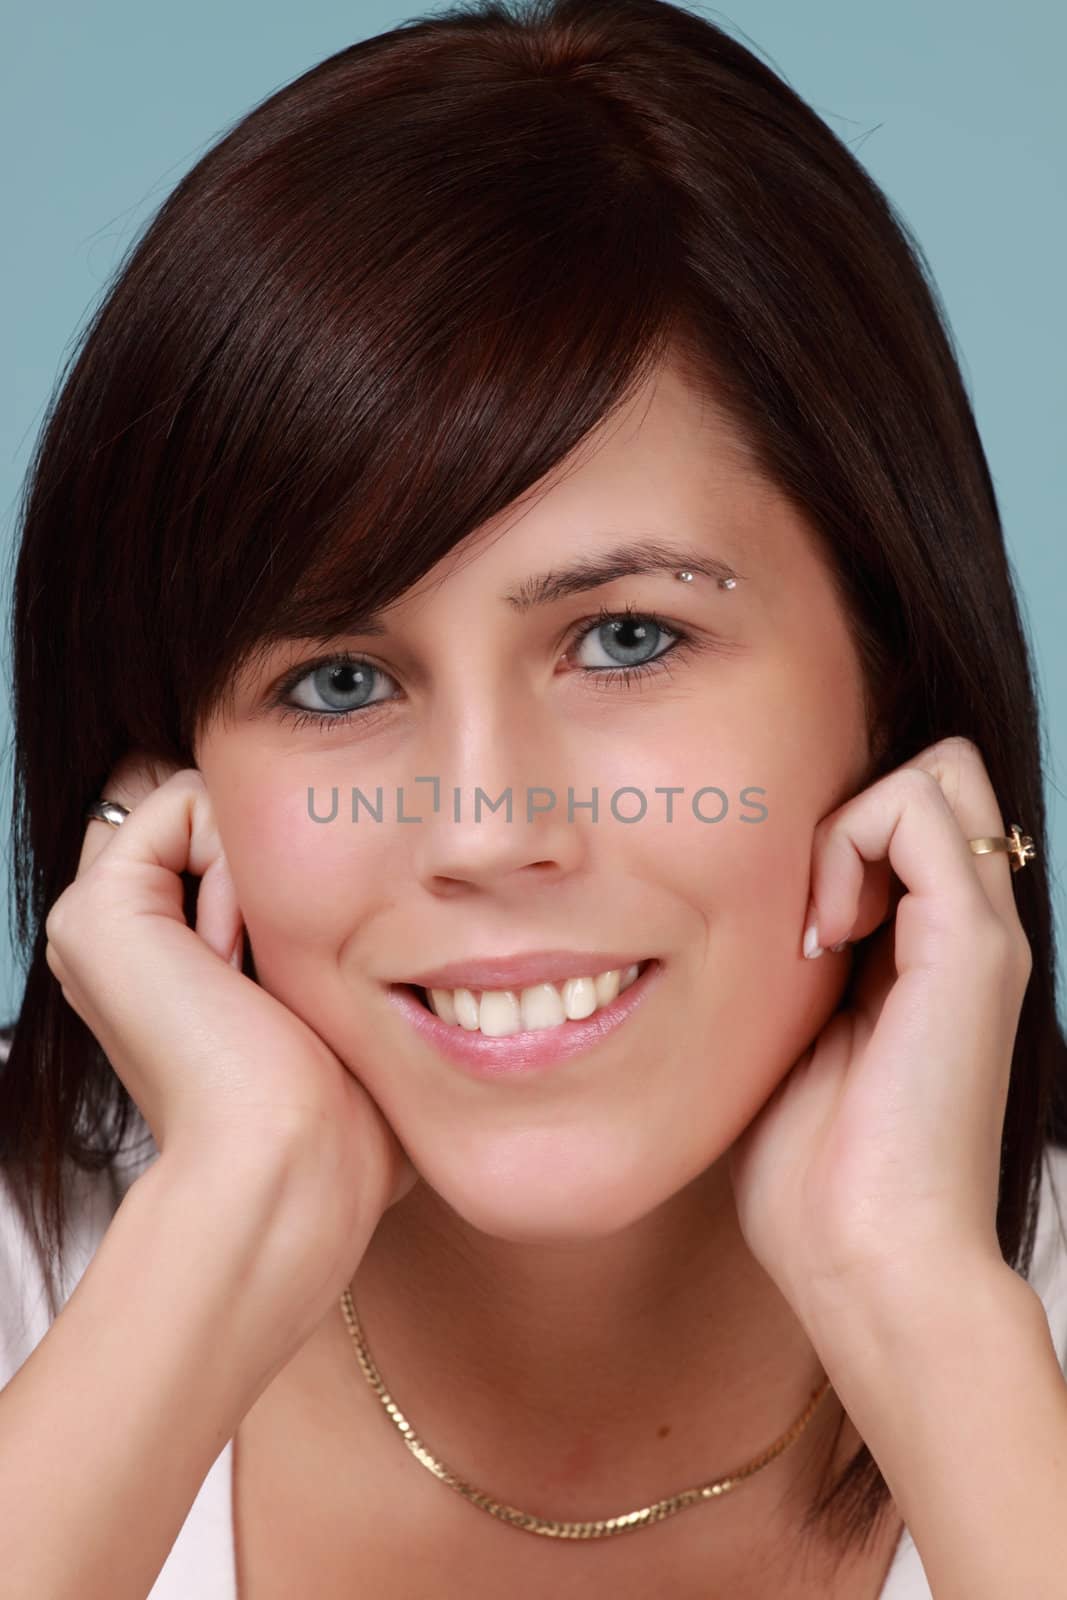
386;954;662;1079
420;961;647;1037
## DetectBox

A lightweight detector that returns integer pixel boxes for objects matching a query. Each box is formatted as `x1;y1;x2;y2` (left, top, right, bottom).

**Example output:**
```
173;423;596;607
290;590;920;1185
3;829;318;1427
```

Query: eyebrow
501;537;745;613
287;536;746;642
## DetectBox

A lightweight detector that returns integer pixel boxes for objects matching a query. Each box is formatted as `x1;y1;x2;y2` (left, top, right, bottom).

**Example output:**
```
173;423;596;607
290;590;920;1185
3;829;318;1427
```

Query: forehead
525;357;768;513
221;353;844;706
439;358;819;596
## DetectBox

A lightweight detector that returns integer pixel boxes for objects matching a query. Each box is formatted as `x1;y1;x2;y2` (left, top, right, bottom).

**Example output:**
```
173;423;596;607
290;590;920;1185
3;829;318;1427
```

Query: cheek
583;708;807;926
624;713;855;1124
214;782;386;953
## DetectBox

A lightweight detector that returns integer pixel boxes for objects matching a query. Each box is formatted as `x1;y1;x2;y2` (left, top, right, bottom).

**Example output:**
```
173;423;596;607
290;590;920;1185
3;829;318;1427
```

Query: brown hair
2;0;1063;1570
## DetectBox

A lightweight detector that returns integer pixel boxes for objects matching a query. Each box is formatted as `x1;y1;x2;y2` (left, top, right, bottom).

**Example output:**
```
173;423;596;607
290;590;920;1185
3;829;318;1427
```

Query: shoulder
0;1161;113;1389
1028;1141;1067;1337
881;1144;1067;1596
0;1031;160;1390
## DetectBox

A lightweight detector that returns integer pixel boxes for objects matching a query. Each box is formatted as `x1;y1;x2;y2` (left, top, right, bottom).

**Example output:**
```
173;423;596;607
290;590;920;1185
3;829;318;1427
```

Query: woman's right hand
44;754;417;1316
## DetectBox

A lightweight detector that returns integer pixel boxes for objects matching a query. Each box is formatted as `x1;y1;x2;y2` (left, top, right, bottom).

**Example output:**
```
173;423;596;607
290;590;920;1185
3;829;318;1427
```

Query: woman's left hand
727;736;1035;1337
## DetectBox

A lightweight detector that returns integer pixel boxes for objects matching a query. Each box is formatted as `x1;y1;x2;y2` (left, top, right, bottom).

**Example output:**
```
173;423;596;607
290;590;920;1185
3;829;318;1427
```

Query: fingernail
830;940;849;953
803;920;824;959
229;938;242;969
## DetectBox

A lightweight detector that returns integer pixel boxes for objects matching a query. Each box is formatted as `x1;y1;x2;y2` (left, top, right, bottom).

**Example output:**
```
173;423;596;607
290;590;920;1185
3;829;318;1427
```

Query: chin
441;1198;652;1248
410;1137;672;1246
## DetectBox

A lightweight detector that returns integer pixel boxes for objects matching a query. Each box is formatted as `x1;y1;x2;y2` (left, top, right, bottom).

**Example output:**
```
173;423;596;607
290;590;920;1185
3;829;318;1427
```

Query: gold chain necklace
339;1287;834;1540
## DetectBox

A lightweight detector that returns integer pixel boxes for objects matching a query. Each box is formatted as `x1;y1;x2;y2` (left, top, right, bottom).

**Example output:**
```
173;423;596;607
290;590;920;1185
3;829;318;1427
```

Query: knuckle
900;765;941;800
907;737;985;796
971;910;1019;973
44;932;72;989
44;894;71;943
937;734;982;764
45;877;98;947
105;752;185;807
810;810;833;848
1011;929;1034;984
811;797;851;845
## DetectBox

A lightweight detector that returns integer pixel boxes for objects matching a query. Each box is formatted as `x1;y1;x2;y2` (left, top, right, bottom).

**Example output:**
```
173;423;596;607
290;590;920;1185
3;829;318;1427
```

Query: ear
99;750;187;811
866;710;893;776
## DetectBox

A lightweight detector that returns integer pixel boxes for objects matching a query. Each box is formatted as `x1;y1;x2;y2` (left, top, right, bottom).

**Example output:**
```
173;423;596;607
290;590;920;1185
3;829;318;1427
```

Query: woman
1;0;1064;1595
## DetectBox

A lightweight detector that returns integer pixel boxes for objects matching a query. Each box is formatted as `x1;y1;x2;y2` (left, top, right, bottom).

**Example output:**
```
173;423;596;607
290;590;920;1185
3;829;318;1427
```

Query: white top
4;1068;1067;1596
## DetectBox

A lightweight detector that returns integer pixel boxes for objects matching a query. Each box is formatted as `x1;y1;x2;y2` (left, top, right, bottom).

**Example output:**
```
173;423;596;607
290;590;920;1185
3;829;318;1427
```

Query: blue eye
572;605;681;676
280;659;387;725
270;603;697;732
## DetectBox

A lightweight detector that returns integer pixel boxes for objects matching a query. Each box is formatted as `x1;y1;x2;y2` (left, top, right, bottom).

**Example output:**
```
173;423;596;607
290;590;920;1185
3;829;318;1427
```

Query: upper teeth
425;963;644;1036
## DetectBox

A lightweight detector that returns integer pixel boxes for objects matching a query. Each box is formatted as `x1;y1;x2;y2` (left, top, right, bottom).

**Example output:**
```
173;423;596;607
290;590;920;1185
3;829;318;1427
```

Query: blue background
2;1;1063;1021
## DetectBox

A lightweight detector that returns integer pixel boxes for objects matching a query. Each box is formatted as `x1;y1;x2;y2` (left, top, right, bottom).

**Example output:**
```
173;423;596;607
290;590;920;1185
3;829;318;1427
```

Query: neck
346;1159;847;1529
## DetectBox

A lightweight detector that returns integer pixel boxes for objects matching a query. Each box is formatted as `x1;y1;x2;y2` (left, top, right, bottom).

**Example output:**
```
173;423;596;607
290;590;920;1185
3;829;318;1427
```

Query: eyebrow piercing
674;570;737;589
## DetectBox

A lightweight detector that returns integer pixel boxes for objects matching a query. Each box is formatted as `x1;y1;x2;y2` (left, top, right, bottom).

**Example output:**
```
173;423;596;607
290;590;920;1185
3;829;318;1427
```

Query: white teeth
429;988;458;1025
478;990;522;1037
423;963;649;1035
561;976;597;1020
593;969;621;1007
519;982;566;1030
452;988;480;1031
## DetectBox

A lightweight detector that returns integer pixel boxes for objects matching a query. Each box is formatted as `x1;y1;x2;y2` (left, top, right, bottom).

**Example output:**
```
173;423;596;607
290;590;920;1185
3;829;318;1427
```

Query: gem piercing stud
675;570;737;589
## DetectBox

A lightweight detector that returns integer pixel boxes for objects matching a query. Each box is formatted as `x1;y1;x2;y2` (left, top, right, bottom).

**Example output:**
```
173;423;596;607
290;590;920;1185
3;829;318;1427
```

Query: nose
406;716;588;896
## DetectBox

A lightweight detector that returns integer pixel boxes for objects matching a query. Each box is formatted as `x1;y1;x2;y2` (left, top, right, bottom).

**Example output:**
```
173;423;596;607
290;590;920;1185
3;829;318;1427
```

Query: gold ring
968;823;1036;872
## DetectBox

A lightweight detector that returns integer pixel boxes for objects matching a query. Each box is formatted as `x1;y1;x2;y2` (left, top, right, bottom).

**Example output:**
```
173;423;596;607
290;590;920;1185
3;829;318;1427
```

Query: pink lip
385;958;662;1080
396;949;653;990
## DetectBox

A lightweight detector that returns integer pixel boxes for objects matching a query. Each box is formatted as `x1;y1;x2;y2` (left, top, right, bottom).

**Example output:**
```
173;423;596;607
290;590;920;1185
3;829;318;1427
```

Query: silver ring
85;799;130;828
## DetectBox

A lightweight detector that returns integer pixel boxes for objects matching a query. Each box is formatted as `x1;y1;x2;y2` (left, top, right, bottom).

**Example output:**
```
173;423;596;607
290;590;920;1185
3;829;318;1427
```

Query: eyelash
270;603;699;733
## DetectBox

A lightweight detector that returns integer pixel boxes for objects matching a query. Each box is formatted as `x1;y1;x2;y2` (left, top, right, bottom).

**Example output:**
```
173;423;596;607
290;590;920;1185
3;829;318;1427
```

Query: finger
194;850;245;966
809;741;1011;969
78;770;227;917
806;763;1013;1176
78;754;184;877
79;761;243;966
896;737;1024;936
820;855;900;951
839;918;896;1034
819;732;1021;953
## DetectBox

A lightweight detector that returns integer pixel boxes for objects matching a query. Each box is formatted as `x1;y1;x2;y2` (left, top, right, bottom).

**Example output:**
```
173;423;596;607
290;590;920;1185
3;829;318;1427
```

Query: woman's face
195;360;872;1243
